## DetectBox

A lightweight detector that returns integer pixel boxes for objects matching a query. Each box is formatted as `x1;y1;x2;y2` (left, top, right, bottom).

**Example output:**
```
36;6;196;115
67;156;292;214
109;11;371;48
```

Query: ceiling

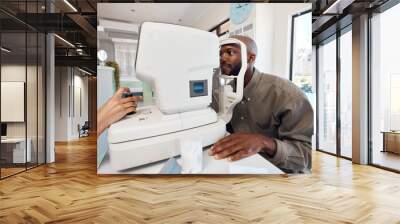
2;0;397;75
97;3;223;28
312;0;392;44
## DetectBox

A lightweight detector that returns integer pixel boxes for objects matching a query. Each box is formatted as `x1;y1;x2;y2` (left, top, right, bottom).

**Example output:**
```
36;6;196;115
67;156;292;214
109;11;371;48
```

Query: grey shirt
213;68;314;173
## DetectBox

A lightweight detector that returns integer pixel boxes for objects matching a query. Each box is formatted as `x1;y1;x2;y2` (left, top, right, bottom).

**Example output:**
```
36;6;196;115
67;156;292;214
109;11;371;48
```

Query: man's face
220;44;242;76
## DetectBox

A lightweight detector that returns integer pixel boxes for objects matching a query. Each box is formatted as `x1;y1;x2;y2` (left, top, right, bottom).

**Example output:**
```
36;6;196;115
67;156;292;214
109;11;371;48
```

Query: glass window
114;42;137;77
291;11;313;96
290;11;316;150
371;3;400;171
209;20;230;37
318;37;337;154
1;31;28;177
219;20;230;35
0;2;46;179
339;29;352;158
27;31;38;169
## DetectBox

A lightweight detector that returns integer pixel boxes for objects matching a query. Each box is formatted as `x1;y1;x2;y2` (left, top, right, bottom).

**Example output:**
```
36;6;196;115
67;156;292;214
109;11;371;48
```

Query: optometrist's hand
97;87;141;136
208;133;277;161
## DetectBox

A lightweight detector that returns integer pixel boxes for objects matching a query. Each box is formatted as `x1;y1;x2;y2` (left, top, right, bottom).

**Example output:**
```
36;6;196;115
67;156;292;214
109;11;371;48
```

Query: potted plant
105;61;120;91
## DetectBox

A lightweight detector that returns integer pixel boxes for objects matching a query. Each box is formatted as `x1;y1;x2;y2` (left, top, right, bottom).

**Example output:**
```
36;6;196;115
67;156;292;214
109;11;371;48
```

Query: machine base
109;119;226;171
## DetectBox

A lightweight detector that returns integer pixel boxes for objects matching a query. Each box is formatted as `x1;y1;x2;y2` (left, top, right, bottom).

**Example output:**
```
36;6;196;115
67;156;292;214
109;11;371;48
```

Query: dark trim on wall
315;44;320;150
44;32;47;165
313;14;352;45
80;88;82;117
373;0;400;13
68;68;71;118
25;7;28;171
289;15;295;81
60;67;62;117
0;29;2;179
208;18;229;33
367;12;373;165
370;164;400;174
336;29;341;157
72;68;75;117
37;26;39;167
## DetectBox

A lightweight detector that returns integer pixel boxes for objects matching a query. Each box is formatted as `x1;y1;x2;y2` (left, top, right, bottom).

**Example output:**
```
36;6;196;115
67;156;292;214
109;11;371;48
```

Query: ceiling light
1;47;11;53
63;0;78;12
54;34;75;48
322;0;354;15
78;67;92;76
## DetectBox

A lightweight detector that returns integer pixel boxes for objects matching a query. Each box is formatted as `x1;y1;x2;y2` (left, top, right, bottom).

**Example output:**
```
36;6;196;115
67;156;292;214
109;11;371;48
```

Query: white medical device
107;22;247;171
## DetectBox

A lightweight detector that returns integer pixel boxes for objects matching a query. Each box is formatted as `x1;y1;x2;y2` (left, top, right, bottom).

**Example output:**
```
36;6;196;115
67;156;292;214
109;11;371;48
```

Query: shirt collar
243;68;261;98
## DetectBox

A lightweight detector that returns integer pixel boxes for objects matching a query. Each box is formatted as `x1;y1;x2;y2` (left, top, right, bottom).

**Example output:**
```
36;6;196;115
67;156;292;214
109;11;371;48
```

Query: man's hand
208;133;277;162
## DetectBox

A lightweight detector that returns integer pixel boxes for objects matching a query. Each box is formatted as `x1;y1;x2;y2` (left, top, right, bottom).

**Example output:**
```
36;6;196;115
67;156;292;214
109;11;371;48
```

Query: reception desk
382;131;400;154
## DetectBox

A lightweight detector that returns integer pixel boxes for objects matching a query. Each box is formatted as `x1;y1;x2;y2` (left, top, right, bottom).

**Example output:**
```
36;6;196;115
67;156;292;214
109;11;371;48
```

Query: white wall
254;4;274;74
98;39;115;61
72;74;89;138
191;4;230;31
225;3;310;79
55;67;68;141
1;64;46;163
1;66;26;139
54;67;89;141
270;4;310;79
1;65;37;137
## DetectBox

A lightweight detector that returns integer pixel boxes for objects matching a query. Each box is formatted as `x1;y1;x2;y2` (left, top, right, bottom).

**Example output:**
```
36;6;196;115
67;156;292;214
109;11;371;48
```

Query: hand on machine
121;90;143;115
97;88;141;136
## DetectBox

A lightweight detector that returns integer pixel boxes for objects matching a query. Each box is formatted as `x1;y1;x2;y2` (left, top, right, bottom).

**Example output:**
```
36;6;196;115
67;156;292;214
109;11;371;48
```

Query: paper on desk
159;157;182;174
228;156;270;174
180;139;203;174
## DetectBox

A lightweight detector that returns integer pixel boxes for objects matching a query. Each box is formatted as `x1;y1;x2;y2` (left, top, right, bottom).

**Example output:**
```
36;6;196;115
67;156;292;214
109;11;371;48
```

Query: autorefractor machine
107;22;248;171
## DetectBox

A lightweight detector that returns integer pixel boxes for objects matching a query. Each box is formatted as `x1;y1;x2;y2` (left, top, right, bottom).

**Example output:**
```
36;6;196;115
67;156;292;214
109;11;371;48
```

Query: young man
209;35;314;173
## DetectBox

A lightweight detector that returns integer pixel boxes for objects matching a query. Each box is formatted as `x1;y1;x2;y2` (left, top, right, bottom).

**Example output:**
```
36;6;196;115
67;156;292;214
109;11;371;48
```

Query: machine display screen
189;80;208;97
193;82;204;94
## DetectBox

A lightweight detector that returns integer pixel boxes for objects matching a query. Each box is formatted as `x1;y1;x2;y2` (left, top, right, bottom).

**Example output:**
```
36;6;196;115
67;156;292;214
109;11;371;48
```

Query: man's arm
260;95;314;173
208;92;313;173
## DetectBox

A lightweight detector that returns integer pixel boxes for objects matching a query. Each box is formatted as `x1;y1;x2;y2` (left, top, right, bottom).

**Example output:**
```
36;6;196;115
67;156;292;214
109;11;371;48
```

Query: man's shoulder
255;70;305;99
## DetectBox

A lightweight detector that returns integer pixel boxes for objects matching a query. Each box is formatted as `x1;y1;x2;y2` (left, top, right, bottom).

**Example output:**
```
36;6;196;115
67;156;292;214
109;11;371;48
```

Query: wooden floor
1;167;26;178
373;151;400;171
1;135;400;223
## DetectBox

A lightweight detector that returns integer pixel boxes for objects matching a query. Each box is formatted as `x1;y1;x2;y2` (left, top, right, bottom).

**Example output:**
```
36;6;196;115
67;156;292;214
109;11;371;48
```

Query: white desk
98;147;284;175
1;138;31;163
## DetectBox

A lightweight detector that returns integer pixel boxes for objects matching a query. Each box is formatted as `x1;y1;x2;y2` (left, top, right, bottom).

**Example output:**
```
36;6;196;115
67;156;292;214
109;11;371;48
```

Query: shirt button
247;98;251;101
241;101;245;104
240;116;244;120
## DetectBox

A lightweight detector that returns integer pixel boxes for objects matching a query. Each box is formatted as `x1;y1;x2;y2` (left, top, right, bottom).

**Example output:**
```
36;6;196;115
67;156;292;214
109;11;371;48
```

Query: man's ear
247;54;256;64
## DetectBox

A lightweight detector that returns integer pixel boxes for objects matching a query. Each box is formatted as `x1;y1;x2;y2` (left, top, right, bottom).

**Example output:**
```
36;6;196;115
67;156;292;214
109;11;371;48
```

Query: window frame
314;23;353;161
289;9;312;81
209;19;230;37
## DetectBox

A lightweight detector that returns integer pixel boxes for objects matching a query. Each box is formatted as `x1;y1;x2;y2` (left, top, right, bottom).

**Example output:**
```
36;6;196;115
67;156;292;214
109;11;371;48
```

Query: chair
78;121;90;138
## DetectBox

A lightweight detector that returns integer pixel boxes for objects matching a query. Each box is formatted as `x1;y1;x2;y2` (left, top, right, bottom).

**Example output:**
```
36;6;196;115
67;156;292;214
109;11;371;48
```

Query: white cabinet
1;138;32;163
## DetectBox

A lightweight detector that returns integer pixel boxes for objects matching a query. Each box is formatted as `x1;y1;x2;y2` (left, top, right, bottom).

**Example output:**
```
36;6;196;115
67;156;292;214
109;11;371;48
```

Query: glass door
370;2;400;172
339;27;352;159
317;36;337;155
